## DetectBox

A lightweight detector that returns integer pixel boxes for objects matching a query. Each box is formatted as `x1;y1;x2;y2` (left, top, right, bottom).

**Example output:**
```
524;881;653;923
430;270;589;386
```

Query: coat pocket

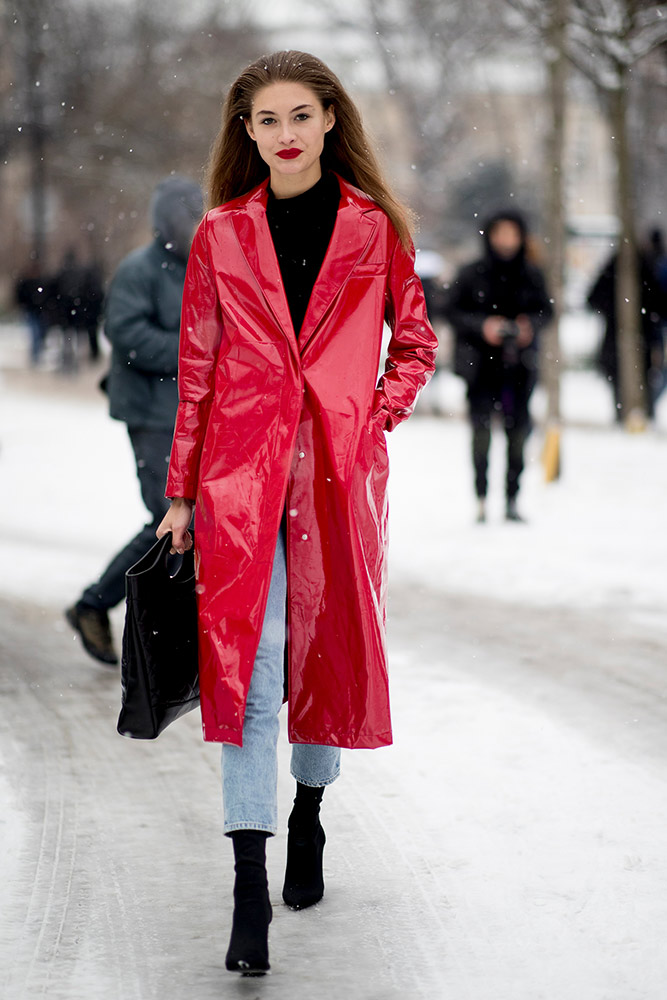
350;262;388;276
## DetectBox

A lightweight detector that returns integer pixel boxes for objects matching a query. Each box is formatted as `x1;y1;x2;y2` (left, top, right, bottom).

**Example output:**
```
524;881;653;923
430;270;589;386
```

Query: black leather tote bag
117;531;199;739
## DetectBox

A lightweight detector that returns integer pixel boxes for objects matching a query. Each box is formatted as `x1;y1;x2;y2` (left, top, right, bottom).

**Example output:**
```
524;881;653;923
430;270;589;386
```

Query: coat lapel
229;183;299;356
299;182;377;352
228;177;377;360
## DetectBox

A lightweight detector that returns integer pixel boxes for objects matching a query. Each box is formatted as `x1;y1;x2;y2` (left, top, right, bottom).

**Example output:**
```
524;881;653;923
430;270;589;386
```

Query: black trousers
468;382;532;501
81;427;173;611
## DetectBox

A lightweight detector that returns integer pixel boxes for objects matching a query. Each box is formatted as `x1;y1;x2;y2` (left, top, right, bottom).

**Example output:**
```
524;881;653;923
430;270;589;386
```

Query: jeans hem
224;822;276;836
289;767;341;788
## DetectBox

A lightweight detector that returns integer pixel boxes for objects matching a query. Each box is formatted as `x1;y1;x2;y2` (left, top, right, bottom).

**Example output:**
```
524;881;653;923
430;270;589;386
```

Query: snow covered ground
1;319;666;999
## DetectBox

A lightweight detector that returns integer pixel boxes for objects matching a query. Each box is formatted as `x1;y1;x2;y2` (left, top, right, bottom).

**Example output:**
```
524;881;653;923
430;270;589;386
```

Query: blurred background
1;0;665;424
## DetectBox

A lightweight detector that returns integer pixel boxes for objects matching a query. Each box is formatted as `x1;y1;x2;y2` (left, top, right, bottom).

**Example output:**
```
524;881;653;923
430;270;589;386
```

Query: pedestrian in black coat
65;176;203;665
15;261;51;366
587;251;665;420
53;250;105;368
445;211;552;521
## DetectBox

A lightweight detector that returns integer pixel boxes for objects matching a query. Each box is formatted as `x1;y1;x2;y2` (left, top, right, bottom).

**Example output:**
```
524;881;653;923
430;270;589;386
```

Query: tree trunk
542;0;568;480
610;65;646;429
27;102;47;264
24;0;48;263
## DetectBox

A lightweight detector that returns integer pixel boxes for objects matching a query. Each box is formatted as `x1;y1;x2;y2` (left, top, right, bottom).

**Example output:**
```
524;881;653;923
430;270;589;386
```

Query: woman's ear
324;106;336;132
244;117;256;142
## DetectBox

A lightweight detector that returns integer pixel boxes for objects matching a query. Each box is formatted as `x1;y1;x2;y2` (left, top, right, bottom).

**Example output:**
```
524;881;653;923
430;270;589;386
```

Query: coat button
289;508;298;517
298;451;305;459
301;533;308;540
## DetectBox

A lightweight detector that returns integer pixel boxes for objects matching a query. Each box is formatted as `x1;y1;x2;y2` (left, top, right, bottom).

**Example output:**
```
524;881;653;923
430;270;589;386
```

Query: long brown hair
206;50;413;249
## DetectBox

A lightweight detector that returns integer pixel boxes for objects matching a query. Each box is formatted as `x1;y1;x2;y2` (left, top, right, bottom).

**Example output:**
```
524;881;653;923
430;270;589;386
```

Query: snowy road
1;325;667;998
2;585;667;999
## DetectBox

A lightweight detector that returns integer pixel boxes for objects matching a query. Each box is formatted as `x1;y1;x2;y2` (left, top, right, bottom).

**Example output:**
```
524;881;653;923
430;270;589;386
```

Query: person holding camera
446;211;552;522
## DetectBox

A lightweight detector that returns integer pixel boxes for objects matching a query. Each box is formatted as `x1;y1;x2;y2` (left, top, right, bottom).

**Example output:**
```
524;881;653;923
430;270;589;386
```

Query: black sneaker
65;602;118;665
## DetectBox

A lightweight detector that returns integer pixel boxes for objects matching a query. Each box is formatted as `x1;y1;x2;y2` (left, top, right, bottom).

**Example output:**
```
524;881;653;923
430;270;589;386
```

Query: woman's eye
294;113;310;122
259;117;276;126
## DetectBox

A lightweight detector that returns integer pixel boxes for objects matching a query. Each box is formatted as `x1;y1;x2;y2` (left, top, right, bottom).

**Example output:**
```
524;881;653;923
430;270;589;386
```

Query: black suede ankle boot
225;830;272;975
282;783;326;910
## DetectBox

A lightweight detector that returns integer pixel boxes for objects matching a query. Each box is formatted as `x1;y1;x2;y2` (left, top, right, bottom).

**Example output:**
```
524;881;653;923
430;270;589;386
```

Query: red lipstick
277;149;303;160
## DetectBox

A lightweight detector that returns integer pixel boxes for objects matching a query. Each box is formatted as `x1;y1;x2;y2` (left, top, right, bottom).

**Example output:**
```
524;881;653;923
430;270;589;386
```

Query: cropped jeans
221;528;341;835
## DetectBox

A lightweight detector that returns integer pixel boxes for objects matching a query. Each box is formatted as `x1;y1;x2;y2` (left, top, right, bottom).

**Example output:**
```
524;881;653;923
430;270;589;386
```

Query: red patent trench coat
166;175;437;748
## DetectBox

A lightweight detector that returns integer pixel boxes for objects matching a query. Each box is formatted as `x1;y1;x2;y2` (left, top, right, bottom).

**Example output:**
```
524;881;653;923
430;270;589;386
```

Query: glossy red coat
166;176;437;748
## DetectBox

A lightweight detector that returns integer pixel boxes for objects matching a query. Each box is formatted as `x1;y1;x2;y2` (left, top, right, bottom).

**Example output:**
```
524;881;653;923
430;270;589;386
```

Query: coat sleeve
165;215;223;500
443;265;487;344
104;256;180;375
373;234;438;431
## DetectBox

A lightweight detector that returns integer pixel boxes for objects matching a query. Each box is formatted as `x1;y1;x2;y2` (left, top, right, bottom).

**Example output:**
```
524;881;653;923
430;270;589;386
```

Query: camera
498;320;520;364
497;320;519;341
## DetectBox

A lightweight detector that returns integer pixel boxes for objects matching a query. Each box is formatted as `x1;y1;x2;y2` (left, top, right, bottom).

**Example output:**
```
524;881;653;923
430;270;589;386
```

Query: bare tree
506;0;666;429
1;0;266;282
1;0;72;263
325;0;506;225
543;0;568;477
567;1;667;427
503;0;570;476
631;48;667;239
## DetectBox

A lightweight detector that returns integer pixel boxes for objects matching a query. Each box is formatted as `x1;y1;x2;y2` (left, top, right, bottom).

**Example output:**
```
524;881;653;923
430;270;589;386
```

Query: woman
157;50;437;976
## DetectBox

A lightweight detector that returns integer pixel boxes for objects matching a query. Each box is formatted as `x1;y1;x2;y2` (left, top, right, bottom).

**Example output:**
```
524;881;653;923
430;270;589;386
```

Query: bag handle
126;531;194;583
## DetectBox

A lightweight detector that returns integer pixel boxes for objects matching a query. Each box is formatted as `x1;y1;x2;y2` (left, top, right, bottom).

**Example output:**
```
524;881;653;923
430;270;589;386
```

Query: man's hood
150;176;204;261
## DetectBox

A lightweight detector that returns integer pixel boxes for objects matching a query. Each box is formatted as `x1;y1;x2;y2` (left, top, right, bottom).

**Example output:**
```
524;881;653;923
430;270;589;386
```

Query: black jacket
445;214;552;391
105;177;203;430
587;253;665;380
53;257;104;331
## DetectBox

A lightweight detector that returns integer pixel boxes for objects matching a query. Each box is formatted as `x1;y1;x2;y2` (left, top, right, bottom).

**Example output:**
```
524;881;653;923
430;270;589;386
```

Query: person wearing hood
445;211;552;522
66;176;204;665
587;243;666;421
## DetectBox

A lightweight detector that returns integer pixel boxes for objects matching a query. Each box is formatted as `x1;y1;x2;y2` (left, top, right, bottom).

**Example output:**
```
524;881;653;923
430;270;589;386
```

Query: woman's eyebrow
255;104;315;115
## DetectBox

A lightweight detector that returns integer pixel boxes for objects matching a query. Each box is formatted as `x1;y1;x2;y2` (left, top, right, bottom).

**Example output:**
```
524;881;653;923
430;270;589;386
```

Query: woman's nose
278;121;296;144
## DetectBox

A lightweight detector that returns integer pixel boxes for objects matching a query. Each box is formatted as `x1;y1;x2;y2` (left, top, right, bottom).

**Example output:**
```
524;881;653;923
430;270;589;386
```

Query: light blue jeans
221;529;341;835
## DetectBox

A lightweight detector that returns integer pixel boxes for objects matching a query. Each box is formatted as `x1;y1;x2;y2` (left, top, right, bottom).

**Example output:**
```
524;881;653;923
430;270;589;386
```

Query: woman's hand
157;498;194;554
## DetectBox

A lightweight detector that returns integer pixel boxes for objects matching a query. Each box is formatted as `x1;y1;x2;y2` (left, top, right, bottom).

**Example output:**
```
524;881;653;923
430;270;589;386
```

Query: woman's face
245;81;335;198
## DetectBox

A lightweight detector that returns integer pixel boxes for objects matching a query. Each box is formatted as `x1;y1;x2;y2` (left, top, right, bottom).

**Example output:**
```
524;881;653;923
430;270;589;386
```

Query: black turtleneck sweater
266;172;340;336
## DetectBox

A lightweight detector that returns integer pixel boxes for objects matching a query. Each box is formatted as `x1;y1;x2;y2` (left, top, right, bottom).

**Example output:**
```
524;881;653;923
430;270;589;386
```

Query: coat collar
228;175;379;356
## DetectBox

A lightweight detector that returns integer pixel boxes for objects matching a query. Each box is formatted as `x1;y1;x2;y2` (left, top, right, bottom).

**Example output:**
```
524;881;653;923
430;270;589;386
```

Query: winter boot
65;602;118;665
282;783;326;910
225;830;272;976
505;498;525;523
